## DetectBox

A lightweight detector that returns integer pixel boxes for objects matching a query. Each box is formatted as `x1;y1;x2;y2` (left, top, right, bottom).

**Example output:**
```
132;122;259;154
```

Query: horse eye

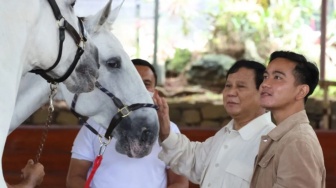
70;0;76;7
106;57;121;69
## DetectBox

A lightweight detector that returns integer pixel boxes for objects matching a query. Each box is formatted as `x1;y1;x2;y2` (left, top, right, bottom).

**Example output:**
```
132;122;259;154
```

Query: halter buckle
56;17;65;28
77;39;85;48
118;106;131;117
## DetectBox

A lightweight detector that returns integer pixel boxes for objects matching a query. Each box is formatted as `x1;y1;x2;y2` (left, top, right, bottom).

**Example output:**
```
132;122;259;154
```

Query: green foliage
204;0;318;61
164;0;336;96
165;48;192;74
312;85;336;100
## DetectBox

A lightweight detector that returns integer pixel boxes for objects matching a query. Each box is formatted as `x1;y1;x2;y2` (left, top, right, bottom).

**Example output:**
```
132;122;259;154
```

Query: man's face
260;58;301;110
135;65;156;93
222;67;261;118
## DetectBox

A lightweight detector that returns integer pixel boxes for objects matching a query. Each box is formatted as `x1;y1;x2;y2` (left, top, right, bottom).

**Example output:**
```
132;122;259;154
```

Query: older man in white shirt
154;60;276;188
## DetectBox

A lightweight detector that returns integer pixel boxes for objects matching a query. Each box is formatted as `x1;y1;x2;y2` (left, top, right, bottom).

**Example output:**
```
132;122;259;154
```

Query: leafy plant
204;0;318;61
165;48;192;75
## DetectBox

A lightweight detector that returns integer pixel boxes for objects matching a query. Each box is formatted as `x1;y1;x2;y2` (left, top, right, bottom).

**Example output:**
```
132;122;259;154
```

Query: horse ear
98;0;113;26
84;0;113;34
106;0;125;26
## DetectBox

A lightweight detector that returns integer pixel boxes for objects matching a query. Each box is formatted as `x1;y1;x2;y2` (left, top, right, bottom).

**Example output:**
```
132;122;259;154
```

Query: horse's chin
115;139;154;158
127;147;153;158
64;76;96;94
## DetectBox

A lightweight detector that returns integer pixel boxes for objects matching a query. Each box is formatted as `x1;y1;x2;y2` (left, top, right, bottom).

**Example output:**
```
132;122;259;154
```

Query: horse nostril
141;129;152;142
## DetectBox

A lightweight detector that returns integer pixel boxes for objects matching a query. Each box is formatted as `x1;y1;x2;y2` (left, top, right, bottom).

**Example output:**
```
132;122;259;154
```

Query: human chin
260;98;274;109
225;106;241;117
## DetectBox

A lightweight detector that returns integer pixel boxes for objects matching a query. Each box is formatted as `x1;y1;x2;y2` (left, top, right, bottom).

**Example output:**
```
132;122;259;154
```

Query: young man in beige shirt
250;51;326;188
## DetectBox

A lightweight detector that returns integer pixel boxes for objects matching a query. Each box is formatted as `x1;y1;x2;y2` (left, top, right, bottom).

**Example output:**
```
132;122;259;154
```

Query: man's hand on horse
153;90;171;142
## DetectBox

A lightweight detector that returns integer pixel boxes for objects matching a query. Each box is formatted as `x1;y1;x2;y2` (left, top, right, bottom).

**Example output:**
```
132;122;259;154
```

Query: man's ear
296;84;310;100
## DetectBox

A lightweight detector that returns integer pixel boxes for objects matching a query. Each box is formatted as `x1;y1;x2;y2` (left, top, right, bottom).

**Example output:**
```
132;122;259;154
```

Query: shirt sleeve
71;125;96;162
158;131;216;184
169;121;180;133
275;138;324;188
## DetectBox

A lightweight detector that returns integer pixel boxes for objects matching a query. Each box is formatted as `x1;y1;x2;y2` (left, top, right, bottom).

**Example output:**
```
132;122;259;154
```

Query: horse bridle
29;0;88;83
71;81;158;140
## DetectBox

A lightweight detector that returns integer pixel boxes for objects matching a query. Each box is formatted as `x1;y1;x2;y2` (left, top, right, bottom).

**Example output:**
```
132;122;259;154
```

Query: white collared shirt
159;112;275;188
71;119;181;188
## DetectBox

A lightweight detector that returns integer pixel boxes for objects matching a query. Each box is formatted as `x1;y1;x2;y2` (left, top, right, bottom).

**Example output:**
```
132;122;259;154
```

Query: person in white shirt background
66;58;189;188
154;60;276;188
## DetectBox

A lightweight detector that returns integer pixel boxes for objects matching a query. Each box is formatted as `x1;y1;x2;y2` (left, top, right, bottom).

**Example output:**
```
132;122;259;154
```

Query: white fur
0;0;100;186
11;0;158;164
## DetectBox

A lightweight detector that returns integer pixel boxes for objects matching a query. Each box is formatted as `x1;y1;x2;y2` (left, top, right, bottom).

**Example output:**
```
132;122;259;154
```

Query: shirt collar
268;110;309;141
224;121;234;133
224;112;274;140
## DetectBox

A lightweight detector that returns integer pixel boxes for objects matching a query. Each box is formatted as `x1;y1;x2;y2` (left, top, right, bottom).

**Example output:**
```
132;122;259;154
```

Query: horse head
27;0;100;93
61;0;159;158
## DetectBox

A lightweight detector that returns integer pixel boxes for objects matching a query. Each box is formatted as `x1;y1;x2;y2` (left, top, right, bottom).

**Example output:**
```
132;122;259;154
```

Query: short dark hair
226;59;266;89
131;58;158;86
269;51;319;102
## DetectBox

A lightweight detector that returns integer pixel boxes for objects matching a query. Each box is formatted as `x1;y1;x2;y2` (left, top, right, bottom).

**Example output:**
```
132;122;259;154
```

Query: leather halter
71;81;158;139
29;0;87;83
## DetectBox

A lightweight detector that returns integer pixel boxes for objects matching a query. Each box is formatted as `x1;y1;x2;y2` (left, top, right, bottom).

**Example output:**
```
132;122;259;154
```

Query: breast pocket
225;159;253;182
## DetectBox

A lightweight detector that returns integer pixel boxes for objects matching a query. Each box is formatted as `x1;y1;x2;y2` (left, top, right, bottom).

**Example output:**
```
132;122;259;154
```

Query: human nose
260;79;270;89
224;87;237;97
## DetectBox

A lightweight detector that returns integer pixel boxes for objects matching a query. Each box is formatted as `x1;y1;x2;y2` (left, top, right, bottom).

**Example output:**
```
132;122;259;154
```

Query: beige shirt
250;110;326;188
159;112;275;188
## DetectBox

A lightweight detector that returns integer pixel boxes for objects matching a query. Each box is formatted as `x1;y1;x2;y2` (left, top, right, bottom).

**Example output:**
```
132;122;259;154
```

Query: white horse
10;0;158;173
0;0;102;186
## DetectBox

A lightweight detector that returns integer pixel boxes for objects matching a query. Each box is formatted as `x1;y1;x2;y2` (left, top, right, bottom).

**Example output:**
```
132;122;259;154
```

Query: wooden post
320;0;329;129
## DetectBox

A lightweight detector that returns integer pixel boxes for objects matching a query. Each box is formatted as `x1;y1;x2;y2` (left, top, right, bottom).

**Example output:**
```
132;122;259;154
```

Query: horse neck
2;1;62;73
9;74;50;133
0;1;43;71
26;2;61;71
0;3;43;187
59;84;114;129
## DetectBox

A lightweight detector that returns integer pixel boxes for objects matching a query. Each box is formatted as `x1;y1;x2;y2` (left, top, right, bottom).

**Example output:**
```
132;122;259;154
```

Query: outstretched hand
153;90;171;142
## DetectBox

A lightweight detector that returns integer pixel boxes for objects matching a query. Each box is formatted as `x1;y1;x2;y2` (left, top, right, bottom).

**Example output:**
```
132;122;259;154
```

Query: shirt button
224;145;228;149
208;183;211;187
215;163;219;167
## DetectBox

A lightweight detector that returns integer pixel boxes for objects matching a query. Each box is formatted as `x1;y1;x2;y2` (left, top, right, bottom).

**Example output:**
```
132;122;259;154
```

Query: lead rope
35;83;58;163
85;135;111;188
